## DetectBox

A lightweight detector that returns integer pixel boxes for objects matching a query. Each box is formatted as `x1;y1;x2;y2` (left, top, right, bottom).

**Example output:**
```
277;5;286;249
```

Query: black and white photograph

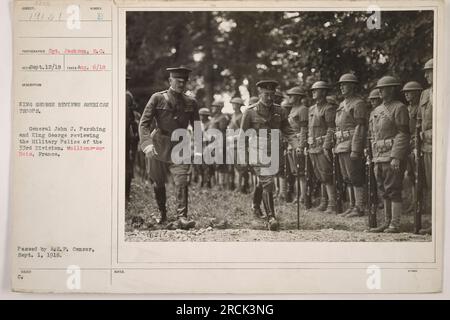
124;9;434;242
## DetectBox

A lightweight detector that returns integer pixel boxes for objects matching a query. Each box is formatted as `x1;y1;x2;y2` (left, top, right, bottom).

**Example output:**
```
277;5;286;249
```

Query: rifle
365;137;378;228
331;146;344;214
414;125;424;234
304;147;312;209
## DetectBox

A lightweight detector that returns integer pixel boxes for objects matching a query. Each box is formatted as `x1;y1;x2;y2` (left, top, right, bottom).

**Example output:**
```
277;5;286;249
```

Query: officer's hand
390;158;400;171
143;144;158;157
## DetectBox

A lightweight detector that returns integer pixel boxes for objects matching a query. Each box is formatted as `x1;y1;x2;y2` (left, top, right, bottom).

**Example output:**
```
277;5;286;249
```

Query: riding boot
262;190;279;231
154;186;167;223
252;184;265;218
175;186;195;230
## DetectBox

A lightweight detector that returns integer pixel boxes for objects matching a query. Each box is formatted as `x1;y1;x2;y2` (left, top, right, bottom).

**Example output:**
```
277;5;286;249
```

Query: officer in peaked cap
139;66;199;229
240;80;300;231
417;58;433;235
368;75;410;233
307;81;337;214
335;73;368;218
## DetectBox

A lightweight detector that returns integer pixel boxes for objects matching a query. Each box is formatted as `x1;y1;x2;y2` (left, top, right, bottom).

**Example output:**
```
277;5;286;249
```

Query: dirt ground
125;177;432;242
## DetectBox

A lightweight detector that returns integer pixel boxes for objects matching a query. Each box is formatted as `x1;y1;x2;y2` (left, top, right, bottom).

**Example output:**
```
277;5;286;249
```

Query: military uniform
308;81;337;213
197;107;213;188
400;81;423;215
418;86;432;192
417;59;433;235
369;76;410;233
285;87;309;203
240;80;300;230
335;74;368;217
208;101;230;189
139;67;199;227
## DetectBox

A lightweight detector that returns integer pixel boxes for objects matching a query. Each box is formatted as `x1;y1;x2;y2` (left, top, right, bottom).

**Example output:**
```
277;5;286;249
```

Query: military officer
368;76;410;233
285;87;309;204
400;81;423;215
307;81;337;214
417;58;433;235
139;67;199;229
228;97;250;193
240;80;300;231
208;100;230;190
335;73;368;217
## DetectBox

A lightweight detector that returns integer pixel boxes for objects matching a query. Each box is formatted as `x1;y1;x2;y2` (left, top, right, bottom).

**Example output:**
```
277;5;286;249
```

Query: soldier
335;73;368;217
198;107;212;188
208;100;230;189
240;80;300;231
126;75;139;203
417;58;433;235
139;66;199;229
308;81;337;214
285;87;309;204
228;97;250;193
368;76;410;233
368;89;382;111
277;100;294;202
400;81;423;215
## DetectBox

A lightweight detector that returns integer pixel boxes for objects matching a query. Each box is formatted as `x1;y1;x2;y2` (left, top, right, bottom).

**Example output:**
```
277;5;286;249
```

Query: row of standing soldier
128;59;433;234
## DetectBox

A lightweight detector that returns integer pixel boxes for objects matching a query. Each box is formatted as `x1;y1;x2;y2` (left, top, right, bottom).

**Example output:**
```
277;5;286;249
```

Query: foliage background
126;10;433;112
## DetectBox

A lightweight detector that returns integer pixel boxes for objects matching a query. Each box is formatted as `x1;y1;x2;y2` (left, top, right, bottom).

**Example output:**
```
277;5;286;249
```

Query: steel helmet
337;73;358;84
375;76;401;89
423;58;433;70
368;89;381;99
310;81;331;90
286;86;306;96
199;108;210;116
401;81;423;92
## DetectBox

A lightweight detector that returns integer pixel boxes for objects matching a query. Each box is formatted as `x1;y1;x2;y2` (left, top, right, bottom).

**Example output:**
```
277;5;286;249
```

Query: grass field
125;176;432;242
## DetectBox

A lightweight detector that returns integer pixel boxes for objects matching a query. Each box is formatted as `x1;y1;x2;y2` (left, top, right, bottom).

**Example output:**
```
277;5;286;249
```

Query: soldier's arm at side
391;103;410;160
139;94;159;151
323;105;336;150
351;100;368;156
